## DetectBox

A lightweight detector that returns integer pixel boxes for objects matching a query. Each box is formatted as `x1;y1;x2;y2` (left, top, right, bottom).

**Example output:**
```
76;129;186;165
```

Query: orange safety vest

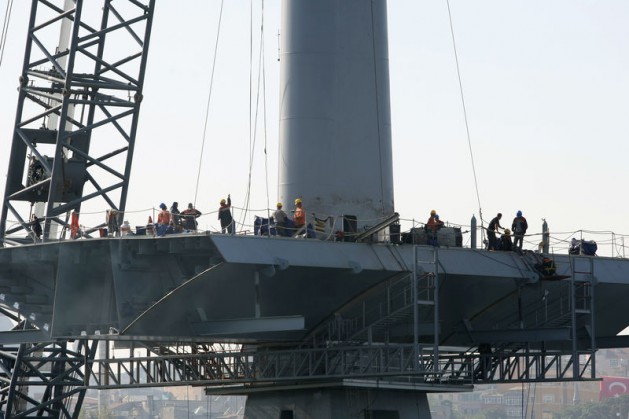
294;206;305;226
426;216;436;233
158;209;171;225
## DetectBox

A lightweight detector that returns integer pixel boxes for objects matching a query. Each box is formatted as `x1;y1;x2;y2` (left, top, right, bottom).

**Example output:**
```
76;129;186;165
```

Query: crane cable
446;0;485;238
0;0;14;69
239;0;255;226
239;0;268;227
261;0;270;221
193;0;225;209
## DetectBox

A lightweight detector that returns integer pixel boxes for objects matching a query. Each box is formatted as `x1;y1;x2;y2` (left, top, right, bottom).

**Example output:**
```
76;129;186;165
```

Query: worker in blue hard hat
511;210;528;252
156;203;171;236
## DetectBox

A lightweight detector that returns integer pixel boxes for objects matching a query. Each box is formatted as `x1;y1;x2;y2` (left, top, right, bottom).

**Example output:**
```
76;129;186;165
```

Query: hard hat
276;202;283;208
159;203;166;210
220;199;226;204
430;209;436;215
295;198;302;205
504;229;511;235
435;214;440;220
517;210;522;217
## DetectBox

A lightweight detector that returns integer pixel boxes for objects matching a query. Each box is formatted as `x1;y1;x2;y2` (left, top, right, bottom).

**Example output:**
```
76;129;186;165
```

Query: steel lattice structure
0;338;98;419
0;0;155;246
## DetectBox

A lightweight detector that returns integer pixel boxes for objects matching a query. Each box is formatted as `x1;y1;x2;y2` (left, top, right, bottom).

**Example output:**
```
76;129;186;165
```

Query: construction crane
0;0;155;246
2;2;629;419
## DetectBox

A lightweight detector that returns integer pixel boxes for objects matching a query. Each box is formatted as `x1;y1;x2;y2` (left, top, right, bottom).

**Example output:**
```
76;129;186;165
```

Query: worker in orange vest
293;198;305;229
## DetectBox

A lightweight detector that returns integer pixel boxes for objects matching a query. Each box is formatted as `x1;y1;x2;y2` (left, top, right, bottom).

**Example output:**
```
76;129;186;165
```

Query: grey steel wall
278;0;394;228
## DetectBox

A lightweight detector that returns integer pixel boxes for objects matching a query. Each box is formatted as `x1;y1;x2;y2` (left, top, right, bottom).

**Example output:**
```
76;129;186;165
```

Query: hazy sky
1;1;628;256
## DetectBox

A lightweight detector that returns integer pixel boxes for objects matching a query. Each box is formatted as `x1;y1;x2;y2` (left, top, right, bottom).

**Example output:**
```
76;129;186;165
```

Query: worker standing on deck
512;210;528;252
426;210;437;233
181;203;202;231
273;202;291;236
487;213;503;250
292;198;306;233
426;210;443;246
156;203;171;236
218;195;234;234
157;203;170;225
170;202;181;227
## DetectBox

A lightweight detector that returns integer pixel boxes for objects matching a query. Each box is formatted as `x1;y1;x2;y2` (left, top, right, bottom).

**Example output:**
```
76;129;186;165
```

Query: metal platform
0;234;627;348
0;234;626;417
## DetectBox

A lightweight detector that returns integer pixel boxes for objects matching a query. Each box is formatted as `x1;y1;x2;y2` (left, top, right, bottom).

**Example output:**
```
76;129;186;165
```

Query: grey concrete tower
278;0;394;230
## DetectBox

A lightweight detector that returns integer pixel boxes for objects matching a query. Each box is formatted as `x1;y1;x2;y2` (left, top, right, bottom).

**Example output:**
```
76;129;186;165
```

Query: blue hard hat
160;203;166;209
517;210;522;217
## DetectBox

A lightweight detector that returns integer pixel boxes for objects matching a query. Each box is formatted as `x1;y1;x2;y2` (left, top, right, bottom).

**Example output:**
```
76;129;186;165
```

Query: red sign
600;376;629;400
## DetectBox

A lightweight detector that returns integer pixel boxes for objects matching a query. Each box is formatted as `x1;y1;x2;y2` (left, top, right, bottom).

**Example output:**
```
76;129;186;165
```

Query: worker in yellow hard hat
218;194;234;234
293;198;305;231
426;210;438;233
426;210;443;246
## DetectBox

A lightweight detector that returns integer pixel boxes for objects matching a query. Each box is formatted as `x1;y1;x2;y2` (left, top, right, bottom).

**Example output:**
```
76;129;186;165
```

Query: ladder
570;255;596;379
413;246;441;376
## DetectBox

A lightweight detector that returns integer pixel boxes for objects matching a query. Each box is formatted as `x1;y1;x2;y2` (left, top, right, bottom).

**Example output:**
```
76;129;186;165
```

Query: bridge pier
243;387;431;419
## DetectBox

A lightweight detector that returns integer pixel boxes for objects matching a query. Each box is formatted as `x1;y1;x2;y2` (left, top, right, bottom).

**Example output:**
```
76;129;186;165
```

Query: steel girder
0;0;155;246
80;341;597;391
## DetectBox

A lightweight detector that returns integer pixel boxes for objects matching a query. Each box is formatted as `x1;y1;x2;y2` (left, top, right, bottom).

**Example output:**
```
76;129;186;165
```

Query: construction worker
218;195;234;234
181;203;202;231
31;215;42;240
293;198;306;232
501;229;513;251
512;210;528;252
425;210;443;246
487;213;503;250
426;210;437;233
273;202;291;236
156;203;171;236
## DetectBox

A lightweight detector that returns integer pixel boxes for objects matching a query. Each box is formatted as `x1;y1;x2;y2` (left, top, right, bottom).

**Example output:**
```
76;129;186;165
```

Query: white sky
1;1;628;255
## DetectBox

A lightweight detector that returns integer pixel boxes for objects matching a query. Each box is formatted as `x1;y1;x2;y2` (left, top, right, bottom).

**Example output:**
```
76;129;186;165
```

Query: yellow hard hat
276;202;283;208
430;209;436;215
220;199;226;204
295;198;302;205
